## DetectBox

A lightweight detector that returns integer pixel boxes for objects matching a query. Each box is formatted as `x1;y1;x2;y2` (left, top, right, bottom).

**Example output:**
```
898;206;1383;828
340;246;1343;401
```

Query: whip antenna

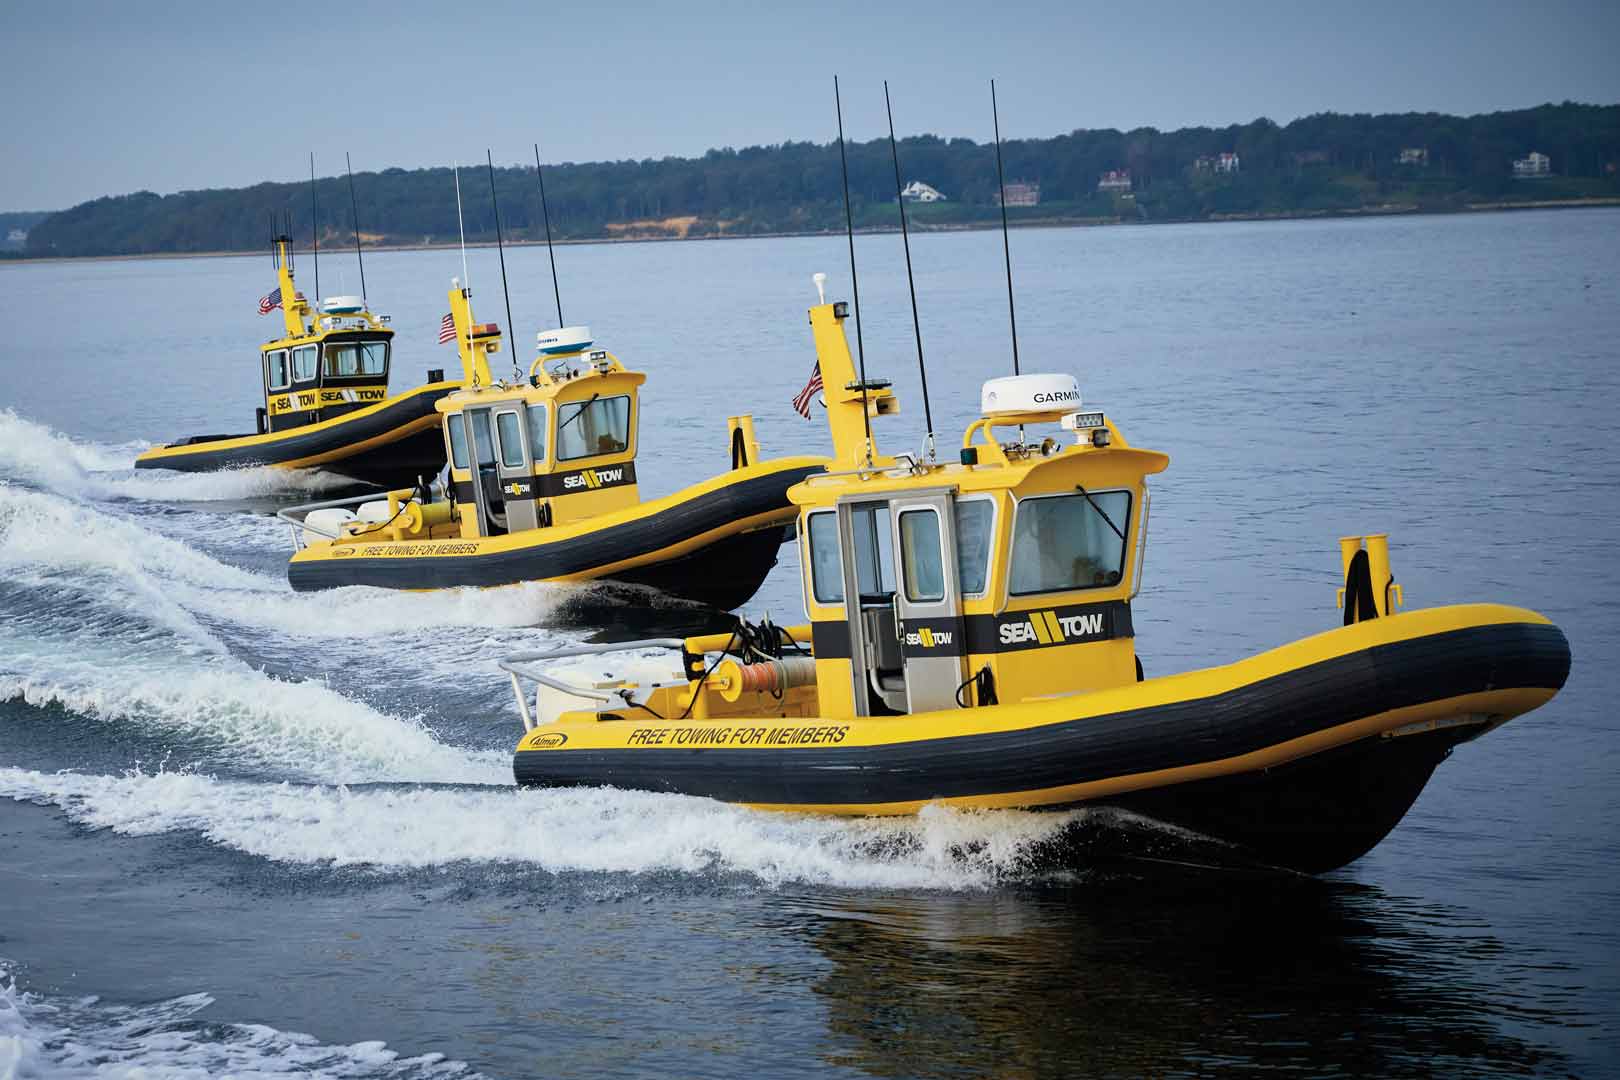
345;152;368;308
486;150;520;382
991;79;1020;376
453;162;470;290
834;75;872;463
533;143;564;328
309;153;319;303
884;80;934;461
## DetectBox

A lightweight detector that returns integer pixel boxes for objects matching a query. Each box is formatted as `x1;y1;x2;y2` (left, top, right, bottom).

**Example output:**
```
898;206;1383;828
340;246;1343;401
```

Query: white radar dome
980;373;1082;417
537;326;594;355
321;295;366;314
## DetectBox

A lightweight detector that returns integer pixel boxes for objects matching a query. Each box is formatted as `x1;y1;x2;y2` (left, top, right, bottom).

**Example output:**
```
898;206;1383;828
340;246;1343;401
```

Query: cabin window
446;413;468;470
291;345;318;383
1009;489;1131;596
899;509;945;602
556;395;631;461
526;404;548;463
323;340;389;378
265;350;290;391
806;511;844;605
469;412;497;467
850;503;895;598
954;497;995;596
496;410;527;468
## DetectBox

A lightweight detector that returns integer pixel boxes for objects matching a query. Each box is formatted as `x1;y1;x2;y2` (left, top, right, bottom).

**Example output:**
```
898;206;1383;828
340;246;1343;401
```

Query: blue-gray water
1;209;1616;1077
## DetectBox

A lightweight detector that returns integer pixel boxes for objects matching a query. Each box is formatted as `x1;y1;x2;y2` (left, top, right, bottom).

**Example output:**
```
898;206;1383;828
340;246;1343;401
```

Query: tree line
22;102;1620;258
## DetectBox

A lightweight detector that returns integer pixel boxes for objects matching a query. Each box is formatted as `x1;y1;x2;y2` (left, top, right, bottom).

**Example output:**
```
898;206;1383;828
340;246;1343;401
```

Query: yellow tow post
448;282;497;388
1337;534;1405;617
727;415;761;469
807;301;899;469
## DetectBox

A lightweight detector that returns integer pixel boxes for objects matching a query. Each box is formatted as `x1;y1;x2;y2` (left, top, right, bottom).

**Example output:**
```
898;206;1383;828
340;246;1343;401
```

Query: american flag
792;361;823;419
438;312;456;345
257;287;282;315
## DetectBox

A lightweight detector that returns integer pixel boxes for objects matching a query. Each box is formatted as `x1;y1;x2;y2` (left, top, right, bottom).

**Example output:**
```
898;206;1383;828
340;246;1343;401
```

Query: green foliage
20;103;1620;258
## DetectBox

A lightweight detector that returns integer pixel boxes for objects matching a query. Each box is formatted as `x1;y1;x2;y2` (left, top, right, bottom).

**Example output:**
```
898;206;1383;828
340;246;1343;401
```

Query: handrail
275;490;400;539
500;638;689;732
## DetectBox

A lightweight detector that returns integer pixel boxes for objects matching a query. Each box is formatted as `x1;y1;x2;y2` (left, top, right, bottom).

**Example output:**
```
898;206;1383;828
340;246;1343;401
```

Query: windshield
1009;490;1131;595
323;340;388;377
556;395;631;460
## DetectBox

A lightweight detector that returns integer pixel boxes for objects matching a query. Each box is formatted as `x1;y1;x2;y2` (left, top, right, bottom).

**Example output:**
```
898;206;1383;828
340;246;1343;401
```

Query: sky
4;0;1618;211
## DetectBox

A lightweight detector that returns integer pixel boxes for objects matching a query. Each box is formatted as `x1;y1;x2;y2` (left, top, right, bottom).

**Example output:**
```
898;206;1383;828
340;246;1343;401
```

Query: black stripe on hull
514;621;1570;872
137;383;454;486
288;464;825;601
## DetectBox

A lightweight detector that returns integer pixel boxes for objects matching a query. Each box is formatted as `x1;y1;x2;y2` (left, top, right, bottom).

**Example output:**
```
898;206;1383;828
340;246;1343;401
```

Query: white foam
0;961;478;1078
0;768;1076;890
0;409;352;501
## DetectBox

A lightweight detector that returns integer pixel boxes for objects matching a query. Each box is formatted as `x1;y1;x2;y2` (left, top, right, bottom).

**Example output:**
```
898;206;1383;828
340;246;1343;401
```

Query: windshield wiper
558;393;600;434
1075;484;1125;541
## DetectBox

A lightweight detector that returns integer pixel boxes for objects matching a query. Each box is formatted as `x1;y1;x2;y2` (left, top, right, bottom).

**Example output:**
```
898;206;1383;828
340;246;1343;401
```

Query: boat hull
287;457;828;607
134;381;457;487
512;607;1570;873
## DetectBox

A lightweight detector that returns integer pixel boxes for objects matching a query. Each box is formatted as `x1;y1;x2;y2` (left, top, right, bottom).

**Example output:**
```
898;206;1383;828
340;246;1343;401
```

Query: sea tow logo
1032;390;1081;404
562;466;625;491
527;731;568;749
318;388;386;405
504;480;532;498
903;626;954;649
999;609;1107;646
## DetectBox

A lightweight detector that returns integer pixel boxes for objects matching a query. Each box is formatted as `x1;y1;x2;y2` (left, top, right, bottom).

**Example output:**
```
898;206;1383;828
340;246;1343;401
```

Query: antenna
269;210;276;269
453;162;470;290
309;154;318;303
884;80;934;461
533;143;564;328
991;79;1020;376
486;150;520;382
345;152;368;308
834;75;872;463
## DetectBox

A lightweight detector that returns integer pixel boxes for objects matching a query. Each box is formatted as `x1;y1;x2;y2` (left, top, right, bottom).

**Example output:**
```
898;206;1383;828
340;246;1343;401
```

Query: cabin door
492;407;538;532
887;491;966;713
463;408;508;537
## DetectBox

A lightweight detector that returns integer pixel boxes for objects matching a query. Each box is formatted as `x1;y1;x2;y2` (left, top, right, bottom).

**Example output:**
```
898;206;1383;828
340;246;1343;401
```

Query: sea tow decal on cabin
809;601;1132;659
268;388;386;415
624;724;851;748
318;387;386;405
900;618;966;658
503;479;535;498
535;462;637;498
977;600;1134;653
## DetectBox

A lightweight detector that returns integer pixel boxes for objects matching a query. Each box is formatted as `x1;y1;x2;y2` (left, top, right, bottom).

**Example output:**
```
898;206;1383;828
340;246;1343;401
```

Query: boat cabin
258;234;395;433
436;319;644;539
790;293;1169;717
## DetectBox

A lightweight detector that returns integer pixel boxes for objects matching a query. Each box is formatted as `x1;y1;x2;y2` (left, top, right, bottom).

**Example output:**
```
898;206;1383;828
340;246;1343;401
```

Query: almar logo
998;609;1107;645
562;466;625;491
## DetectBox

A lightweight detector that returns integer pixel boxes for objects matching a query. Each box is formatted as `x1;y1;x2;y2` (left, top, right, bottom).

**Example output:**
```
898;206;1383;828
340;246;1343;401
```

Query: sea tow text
625;724;851;747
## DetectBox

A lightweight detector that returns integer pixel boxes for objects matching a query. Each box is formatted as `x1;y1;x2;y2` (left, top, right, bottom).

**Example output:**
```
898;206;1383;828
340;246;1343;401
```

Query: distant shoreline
7;196;1619;267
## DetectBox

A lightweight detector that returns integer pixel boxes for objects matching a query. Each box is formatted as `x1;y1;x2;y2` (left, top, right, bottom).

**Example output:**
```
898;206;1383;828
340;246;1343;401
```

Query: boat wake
0;409;352;501
0;767;1081;891
0;961;478;1079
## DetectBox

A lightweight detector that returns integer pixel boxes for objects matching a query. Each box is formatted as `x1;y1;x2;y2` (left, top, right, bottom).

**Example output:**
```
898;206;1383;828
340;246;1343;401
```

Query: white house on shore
1194;152;1240;174
996;181;1041;206
1513;151;1551;178
900;180;947;203
1097;170;1132;193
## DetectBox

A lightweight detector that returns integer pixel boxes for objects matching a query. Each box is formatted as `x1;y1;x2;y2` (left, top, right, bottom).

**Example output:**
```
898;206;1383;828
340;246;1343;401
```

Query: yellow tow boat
502;279;1570;874
135;232;457;486
281;279;828;608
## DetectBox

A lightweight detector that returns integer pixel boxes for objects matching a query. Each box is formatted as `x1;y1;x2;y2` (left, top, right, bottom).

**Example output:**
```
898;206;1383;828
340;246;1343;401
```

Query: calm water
1;210;1617;1077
